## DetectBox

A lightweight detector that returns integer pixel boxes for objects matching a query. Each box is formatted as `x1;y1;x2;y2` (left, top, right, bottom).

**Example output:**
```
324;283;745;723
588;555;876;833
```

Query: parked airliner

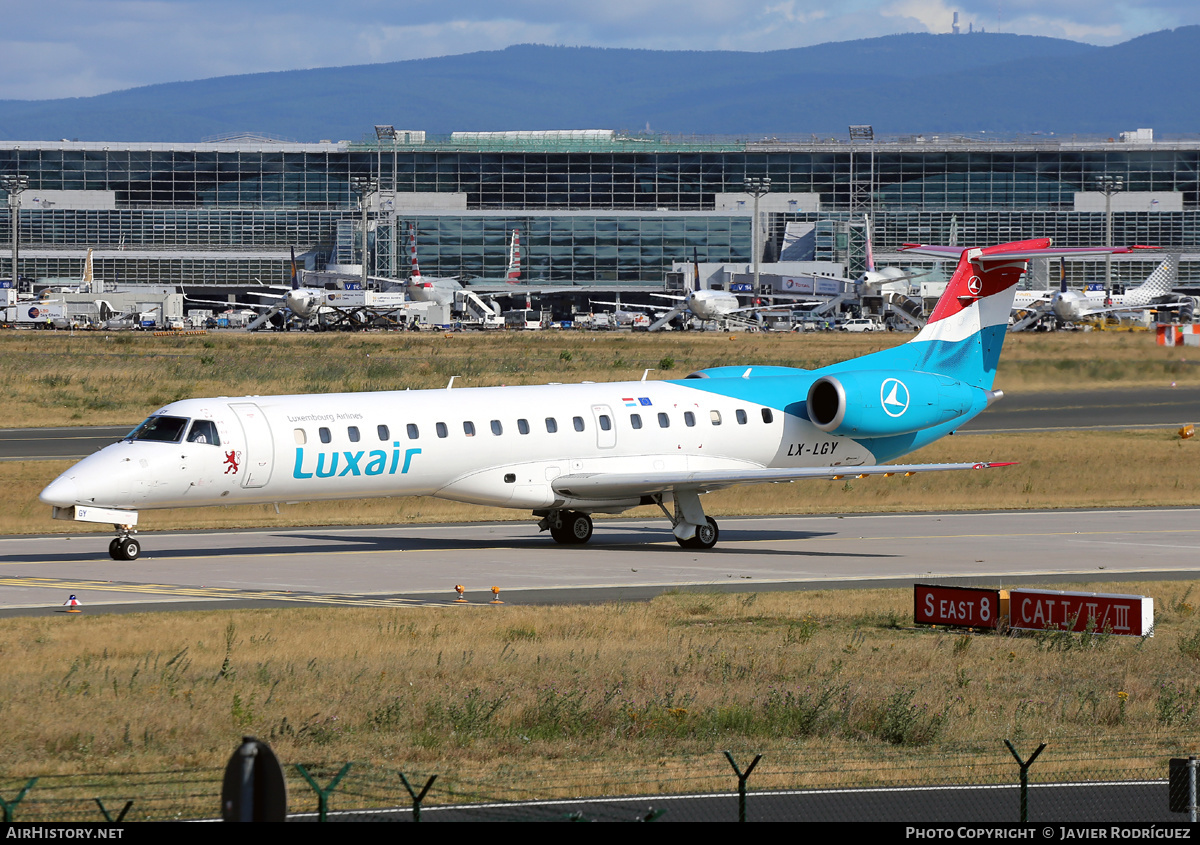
40;239;1133;561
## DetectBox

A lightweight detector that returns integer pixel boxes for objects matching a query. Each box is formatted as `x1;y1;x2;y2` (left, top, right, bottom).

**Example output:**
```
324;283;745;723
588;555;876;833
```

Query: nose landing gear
109;529;141;561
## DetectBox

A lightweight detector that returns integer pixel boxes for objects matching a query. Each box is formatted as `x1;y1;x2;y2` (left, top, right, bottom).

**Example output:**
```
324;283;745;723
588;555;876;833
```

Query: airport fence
3;734;1196;822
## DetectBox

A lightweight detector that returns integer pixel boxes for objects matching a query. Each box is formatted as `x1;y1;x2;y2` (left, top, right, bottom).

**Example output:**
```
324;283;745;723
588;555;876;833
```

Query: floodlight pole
743;176;771;306
3;174;29;290
1096;175;1124;298
350;175;377;290
375;125;399;277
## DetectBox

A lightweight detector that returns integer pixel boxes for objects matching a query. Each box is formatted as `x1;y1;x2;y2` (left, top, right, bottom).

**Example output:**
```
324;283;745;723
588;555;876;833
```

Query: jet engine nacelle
806;370;981;437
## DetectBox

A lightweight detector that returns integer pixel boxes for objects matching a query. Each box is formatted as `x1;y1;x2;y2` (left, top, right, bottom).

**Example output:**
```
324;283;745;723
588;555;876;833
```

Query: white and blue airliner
40;239;1131;560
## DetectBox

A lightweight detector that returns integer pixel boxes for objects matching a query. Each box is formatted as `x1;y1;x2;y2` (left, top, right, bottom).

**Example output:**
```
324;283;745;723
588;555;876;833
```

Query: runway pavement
1;508;1198;615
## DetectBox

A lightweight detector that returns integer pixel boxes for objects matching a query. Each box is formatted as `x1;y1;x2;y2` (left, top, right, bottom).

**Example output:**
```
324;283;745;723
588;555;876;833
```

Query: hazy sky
1;1;1194;100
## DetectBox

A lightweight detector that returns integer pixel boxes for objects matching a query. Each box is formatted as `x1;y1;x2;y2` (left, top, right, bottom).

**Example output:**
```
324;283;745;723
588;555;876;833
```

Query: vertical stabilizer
82;248;96;292
409;223;421;280
863;214;876;273
506;229;521;281
905;239;1048;388
1125;254;1179;306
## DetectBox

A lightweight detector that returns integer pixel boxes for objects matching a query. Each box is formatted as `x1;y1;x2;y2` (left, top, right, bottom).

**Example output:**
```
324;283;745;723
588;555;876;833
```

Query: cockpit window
186;419;220;446
126;415;189;443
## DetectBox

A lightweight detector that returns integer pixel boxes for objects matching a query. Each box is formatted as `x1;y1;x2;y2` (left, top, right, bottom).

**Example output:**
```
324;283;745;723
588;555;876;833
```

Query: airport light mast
743;176;771;307
1095;175;1124;298
2;174;29;291
375;125;399;278
349;175;378;290
848;124;875;278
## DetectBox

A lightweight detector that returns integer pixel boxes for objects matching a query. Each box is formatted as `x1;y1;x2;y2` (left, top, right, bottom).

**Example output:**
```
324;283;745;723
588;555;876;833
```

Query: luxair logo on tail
881;378;910;417
294;443;421;479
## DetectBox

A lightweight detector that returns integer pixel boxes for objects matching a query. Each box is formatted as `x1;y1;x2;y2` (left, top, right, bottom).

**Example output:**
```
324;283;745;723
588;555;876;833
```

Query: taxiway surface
2;508;1197;615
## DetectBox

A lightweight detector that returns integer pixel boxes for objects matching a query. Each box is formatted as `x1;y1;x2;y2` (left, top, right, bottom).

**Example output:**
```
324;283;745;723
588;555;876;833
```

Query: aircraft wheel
566;512;593;544
676;517;719;550
549;514;573;544
113;538;141;561
108;538;122;560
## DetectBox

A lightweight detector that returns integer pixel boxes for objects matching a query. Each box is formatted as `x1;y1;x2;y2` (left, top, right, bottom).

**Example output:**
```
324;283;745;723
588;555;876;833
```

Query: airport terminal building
1;129;1198;290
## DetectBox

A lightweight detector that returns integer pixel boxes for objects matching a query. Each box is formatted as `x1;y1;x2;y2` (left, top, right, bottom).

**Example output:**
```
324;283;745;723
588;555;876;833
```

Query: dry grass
5;329;1200;814
2;328;1197;428
7;427;1199;536
3;583;1199;792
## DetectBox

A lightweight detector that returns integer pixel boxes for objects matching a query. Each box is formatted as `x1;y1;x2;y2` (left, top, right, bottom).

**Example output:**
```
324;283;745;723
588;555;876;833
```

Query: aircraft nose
39;474;81;507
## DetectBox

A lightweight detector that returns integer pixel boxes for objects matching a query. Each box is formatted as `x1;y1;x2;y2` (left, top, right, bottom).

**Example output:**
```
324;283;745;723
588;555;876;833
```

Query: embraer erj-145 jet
41;239;1133;561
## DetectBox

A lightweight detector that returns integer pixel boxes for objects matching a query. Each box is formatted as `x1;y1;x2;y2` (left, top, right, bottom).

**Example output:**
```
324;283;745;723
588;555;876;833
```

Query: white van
839;317;884;332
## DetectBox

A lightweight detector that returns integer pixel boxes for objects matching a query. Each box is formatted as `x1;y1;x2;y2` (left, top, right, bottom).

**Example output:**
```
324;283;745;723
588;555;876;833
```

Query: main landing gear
108;529;141;561
676;516;719;550
543;510;594;545
538;490;722;550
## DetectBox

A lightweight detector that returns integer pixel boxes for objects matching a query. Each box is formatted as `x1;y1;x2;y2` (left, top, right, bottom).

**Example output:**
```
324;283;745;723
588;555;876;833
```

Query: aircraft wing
591;300;669;312
901;244;1145;261
185;296;281;311
482;287;579;298
551;461;1015;500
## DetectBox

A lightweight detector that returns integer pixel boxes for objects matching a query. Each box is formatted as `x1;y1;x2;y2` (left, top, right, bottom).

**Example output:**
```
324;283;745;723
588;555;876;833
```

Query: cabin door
591;404;616;449
228;402;275;488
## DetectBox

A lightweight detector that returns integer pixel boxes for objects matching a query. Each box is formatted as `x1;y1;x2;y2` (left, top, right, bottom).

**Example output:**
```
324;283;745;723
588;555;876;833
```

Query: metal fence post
723;751;762;822
398;772;437;822
1004;740;1046;822
295;763;352;822
94;798;133;823
0;778;38;822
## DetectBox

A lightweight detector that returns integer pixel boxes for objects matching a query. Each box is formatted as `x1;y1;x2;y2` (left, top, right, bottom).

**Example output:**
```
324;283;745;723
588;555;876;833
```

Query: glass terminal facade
2;136;1199;287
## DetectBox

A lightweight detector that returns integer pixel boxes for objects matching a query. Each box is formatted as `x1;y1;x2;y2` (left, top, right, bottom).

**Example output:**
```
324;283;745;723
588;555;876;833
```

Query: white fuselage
406;276;462;306
685;290;743;320
40;379;874;515
1051;289;1158;322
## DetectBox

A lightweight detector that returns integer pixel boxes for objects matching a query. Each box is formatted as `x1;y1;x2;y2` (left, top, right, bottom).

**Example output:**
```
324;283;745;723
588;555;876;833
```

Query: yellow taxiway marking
0;577;465;608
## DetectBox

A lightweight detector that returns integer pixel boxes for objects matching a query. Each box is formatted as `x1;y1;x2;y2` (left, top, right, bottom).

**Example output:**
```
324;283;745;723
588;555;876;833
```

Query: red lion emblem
223;450;240;474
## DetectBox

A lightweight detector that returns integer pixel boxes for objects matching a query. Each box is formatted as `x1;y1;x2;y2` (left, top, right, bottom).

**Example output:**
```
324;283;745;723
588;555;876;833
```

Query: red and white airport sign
914;584;1005;630
1008;589;1154;637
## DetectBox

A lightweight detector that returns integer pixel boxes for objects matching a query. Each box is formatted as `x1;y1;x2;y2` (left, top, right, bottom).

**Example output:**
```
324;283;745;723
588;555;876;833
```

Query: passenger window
684;412;696;427
658;412;670;428
377;424;389;441
464;421;476;437
518;419;530;435
710;410;722;426
599;415;612;431
762;408;774;424
348;426;360;442
407;423;419;440
436;422;448;438
294;428;307;445
491;420;503;436
319;427;332;443
573;416;585;432
545;417;558;433
630;413;642;429
187;419;220;445
736;410;748;425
